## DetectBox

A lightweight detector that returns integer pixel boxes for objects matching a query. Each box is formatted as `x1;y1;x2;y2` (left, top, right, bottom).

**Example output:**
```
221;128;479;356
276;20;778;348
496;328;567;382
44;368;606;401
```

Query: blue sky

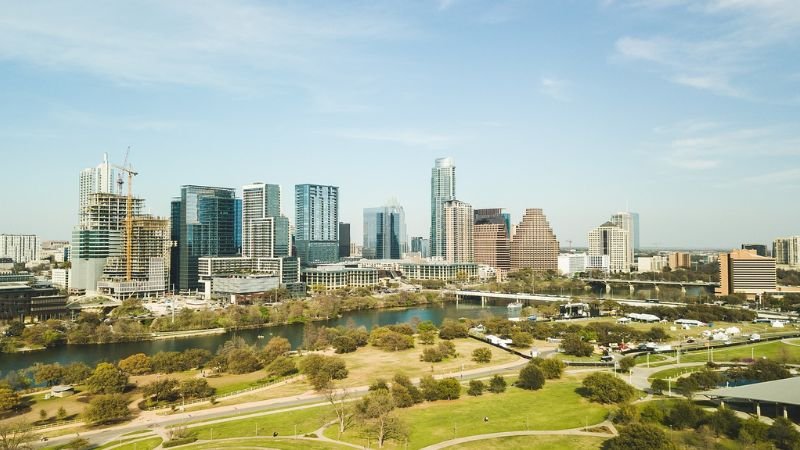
1;0;799;248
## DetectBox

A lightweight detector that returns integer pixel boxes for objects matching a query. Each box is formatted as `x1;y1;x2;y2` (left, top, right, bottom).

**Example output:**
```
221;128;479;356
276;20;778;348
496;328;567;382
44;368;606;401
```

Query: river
0;301;507;375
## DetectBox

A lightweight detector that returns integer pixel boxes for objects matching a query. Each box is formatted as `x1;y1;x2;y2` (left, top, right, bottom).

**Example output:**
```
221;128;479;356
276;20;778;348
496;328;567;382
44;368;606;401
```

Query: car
600;355;614;362
686;338;696;344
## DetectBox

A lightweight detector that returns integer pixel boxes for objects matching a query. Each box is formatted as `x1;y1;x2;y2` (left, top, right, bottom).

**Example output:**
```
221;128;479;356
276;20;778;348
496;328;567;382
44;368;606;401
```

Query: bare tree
0;422;35;450
325;388;353;437
355;390;408;448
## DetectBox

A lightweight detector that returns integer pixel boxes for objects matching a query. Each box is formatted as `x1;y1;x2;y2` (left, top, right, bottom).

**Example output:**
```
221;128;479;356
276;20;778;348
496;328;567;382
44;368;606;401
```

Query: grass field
104;437;162;450
330;338;520;388
188;406;333;440
679;339;800;364
648;366;706;381
326;374;612;449
448;435;608;450
179;438;353;449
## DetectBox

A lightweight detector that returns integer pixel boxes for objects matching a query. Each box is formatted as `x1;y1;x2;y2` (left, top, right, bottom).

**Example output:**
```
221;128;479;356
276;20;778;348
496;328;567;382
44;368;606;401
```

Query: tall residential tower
295;184;339;265
430;158;456;258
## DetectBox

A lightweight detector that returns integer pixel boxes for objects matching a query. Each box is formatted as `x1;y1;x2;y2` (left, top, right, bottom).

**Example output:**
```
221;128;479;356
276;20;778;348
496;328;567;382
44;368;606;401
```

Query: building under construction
98;214;171;299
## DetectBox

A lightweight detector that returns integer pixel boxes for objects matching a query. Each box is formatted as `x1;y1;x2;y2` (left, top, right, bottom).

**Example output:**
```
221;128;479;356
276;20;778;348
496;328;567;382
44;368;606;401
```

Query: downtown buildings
363;201;407;259
510;208;559;272
773;236;800;268
295;184;339;265
588;221;630;273
473;209;510;274
716;249;777;298
430;157;456;259
0;234;40;264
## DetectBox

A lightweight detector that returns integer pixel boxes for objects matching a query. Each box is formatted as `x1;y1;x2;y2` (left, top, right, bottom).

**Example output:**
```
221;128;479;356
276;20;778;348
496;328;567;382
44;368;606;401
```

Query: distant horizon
1;2;798;249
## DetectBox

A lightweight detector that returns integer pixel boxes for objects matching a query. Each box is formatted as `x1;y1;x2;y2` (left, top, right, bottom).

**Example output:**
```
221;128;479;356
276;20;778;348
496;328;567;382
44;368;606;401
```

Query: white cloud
0;1;410;93
743;168;800;185
539;77;570;101
611;0;800;99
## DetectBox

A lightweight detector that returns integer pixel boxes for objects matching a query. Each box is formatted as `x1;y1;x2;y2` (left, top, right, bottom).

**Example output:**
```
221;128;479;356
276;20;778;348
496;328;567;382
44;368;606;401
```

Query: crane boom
112;147;138;282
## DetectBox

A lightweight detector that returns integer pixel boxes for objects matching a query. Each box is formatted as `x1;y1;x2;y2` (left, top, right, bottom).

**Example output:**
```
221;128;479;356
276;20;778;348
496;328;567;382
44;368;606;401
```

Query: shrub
83;394;130;424
516;363;545;390
581;372;635;404
418;330;436;345
421;347;443;363
666;400;707;430
560;333;594;357
529;358;564;379
369;328;415;351
467;380;484;396
618;356;635;373
265;356;297;378
437;378;461;400
709;407;741;439
298;354;348;390
438;320;468;340
488;374;507;393
118;353;153;375
471;348;492;363
510;331;533;348
605;423;674;450
437;340;456;358
650;379;668;395
332;336;357;354
768;417;800;450
611;403;639;425
419;375;440;401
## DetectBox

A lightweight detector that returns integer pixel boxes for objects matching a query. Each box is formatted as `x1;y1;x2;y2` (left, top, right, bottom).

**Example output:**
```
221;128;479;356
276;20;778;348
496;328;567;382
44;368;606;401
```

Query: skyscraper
588;221;630;273
610;211;639;261
339;223;351;258
363;202;407;260
473;208;510;272
716;249;776;297
773;237;800;267
295;184;339;265
411;237;430;258
430;157;456;258
443;200;473;263
0;235;40;263
510;209;559;272
79;153;116;228
242;183;288;259
172;185;237;291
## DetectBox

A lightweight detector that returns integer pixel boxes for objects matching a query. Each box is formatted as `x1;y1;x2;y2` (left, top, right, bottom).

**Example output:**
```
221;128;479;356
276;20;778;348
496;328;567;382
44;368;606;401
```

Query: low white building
638;256;668;273
558;253;610;276
51;268;70;290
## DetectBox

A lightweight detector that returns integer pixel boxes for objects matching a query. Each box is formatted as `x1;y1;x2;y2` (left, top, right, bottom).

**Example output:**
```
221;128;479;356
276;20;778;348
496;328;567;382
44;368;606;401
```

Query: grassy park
678;339;800;364
179;438;354;450
448;435;608;450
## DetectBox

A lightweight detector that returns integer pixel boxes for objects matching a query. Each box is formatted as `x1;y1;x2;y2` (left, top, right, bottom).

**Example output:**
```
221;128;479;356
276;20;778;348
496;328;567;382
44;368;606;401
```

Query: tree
650;378;668;395
709;407;741;439
226;347;262;374
560;333;594;357
419;375;440;401
332;336;357;354
298;354;348;390
391;374;422;408
326;388;353;437
61;438;90;450
420;347;443;363
510;331;533;348
418;331;436;345
86;363;128;394
437;341;456;358
605;423;674;450
471;348;492;363
581;372;635;404
142;378;179;403
666;400;706;430
151;351;185;373
33;364;64;386
369;379;390;392
260;337;291;364
265;356;297;378
62;363;93;385
488;375;507;393
180;348;212;370
179;379;214;399
529;358;564;379
467;380;484;396
118;353;153;375
516;364;545;390
768;417;800;450
437;378;461;400
56;407;67;421
38;410;47;422
4;321;24;337
438;320;468;340
611;403;638;425
617;356;635;373
0;387;22;412
369;328;414;351
0;421;35;450
355;389;407;448
83;394;131;424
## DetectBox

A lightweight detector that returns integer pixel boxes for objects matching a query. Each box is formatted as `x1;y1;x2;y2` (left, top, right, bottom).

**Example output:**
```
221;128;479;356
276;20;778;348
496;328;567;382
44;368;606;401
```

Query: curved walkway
418;421;618;450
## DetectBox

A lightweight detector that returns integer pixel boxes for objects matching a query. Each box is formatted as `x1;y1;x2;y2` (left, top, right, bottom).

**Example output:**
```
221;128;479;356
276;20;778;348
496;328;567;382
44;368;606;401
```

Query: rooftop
703;377;800;406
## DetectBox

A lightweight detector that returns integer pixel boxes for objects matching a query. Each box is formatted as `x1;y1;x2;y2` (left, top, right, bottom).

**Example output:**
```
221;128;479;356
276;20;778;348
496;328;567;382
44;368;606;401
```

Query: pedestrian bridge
448;290;572;305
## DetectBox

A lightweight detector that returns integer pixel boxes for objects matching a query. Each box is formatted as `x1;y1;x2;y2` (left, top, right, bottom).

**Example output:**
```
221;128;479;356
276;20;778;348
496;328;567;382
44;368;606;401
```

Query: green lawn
679;340;800;364
647;366;705;381
326;376;612;449
188;406;333;440
180;438;352;449
633;353;670;366
448;435;608;450
108;437;162;450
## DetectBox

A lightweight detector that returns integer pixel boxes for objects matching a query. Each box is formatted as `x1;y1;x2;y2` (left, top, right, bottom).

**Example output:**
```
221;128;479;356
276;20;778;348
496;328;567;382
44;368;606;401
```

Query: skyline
1;1;799;248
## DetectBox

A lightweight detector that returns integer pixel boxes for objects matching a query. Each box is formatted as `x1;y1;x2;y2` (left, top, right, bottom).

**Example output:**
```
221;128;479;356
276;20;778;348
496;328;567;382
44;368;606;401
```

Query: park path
417;421;618;450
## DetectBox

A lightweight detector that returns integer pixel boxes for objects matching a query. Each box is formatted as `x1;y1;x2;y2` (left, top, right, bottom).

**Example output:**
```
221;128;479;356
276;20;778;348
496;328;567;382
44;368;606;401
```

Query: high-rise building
510;209;559;272
242;183;288;259
172;185;237;291
430;157;456;258
610;211;639;261
97;215;171;299
363;202;407;260
473;208;510;272
234;198;242;255
772;237;800;267
443;200;473;263
588;221;630;273
71;192;145;292
295;184;339;265
0;234;40;263
411;237;430;258
741;244;767;257
668;252;691;269
79;153;116;228
338;223;351;258
716;249;776;297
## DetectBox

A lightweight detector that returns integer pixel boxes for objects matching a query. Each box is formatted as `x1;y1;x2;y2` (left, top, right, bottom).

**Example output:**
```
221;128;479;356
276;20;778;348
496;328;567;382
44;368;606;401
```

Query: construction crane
112;147;138;281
